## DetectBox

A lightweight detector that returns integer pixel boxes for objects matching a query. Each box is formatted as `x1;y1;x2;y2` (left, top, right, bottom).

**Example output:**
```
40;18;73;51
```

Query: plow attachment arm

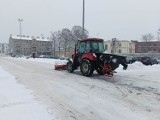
97;53;128;77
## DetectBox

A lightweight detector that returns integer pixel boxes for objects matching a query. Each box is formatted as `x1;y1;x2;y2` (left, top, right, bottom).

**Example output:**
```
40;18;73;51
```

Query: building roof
10;35;50;42
104;40;134;43
80;38;103;42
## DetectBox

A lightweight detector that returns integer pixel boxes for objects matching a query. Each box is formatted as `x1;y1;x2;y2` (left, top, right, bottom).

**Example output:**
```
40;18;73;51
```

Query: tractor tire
80;59;94;77
66;61;74;73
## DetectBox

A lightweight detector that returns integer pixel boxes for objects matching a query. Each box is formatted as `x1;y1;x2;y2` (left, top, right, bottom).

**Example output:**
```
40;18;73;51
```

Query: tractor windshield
91;41;105;53
78;40;105;53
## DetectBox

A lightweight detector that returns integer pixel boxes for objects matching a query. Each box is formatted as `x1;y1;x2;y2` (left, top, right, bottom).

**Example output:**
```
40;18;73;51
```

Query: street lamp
41;34;44;39
18;19;23;39
82;0;85;39
112;38;117;54
97;33;99;37
41;34;44;37
157;28;160;41
51;32;56;56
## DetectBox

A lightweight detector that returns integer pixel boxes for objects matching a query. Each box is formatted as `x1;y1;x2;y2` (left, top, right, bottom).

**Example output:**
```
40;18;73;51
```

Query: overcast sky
0;0;160;43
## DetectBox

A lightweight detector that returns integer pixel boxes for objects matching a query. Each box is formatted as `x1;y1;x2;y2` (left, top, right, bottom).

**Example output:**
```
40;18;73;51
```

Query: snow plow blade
55;65;66;70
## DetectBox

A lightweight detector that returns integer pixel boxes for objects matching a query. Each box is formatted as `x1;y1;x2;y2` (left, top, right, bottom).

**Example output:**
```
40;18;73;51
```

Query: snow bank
7;57;160;72
117;61;160;71
8;57;68;69
0;67;54;120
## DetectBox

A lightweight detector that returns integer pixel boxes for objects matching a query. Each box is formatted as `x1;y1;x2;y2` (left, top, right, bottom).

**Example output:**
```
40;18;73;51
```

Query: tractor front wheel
80;59;94;77
67;61;74;73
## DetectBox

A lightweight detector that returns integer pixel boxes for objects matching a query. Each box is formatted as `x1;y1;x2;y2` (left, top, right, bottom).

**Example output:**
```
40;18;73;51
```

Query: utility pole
97;33;99;37
18;19;23;39
112;38;117;54
82;0;85;39
157;28;160;41
41;34;44;38
51;32;56;56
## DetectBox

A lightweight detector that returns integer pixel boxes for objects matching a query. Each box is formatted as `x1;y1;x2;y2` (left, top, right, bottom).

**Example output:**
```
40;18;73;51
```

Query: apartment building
133;41;160;53
104;40;135;54
9;35;52;56
0;43;2;53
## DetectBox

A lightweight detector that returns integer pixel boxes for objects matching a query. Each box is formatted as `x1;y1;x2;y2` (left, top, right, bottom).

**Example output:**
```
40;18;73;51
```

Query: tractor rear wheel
80;59;94;77
67;61;74;73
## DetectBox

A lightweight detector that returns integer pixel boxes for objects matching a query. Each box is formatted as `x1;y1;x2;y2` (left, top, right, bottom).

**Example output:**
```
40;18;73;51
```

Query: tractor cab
71;38;105;71
76;38;105;54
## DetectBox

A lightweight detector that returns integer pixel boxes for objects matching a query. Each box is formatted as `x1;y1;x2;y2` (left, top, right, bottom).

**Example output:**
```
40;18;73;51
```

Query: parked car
38;55;46;58
157;59;160;64
140;56;158;65
126;56;137;64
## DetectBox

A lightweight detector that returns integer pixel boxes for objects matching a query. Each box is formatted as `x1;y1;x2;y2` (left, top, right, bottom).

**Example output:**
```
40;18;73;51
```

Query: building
104;40;135;54
0;43;2;53
9;35;52;57
133;41;160;53
0;43;9;55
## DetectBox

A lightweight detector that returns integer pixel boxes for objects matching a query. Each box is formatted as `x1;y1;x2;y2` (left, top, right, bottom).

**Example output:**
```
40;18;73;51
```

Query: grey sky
0;0;160;43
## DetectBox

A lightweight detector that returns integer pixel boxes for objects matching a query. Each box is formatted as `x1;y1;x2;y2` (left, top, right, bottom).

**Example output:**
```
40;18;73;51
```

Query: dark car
126;56;137;64
141;56;158;65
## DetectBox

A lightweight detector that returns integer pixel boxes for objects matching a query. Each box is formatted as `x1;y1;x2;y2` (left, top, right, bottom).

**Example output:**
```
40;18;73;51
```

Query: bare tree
142;33;154;53
50;31;62;56
61;28;72;56
50;25;89;57
71;26;89;44
53;31;62;48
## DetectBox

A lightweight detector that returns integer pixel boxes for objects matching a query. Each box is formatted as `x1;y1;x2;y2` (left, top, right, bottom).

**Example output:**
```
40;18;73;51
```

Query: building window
111;49;113;53
118;49;121;53
105;44;108;50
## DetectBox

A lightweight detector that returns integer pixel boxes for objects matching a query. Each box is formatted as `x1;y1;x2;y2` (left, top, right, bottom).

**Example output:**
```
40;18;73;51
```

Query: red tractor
66;38;128;77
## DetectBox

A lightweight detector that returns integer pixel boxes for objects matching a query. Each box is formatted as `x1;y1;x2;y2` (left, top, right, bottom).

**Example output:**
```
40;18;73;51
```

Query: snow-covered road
0;57;160;120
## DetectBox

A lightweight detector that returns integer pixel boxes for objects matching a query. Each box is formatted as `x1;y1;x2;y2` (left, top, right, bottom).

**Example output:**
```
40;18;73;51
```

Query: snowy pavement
0;57;160;120
0;66;54;120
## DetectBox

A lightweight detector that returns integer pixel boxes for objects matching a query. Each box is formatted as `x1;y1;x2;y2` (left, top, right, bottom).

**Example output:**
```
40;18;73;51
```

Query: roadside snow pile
9;57;67;66
117;61;160;71
116;61;160;82
127;62;146;70
0;67;54;120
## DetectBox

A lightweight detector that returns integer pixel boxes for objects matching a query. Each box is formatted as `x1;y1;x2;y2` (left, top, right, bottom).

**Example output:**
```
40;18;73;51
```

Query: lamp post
41;34;44;37
82;0;85;39
41;34;44;39
97;33;99;37
112;38;117;54
158;28;160;41
18;19;23;39
51;32;56;57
